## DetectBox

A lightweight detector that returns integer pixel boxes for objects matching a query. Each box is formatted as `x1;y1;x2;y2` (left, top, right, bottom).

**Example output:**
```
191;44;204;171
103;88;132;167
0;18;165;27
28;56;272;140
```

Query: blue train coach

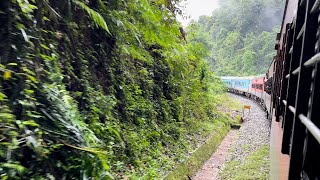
221;76;253;93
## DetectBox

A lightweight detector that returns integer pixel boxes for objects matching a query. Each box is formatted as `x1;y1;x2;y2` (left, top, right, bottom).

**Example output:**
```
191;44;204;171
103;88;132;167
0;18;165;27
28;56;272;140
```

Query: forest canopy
190;0;285;76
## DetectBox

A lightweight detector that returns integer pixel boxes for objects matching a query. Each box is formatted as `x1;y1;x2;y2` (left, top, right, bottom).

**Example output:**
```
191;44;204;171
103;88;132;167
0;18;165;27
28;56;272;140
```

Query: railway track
194;93;270;179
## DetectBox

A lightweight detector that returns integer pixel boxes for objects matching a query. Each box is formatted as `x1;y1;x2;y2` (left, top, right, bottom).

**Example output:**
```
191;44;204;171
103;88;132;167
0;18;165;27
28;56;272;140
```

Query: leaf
0;113;15;120
0;92;7;101
40;0;62;21
1;163;26;173
7;63;18;66
40;44;50;50
3;71;12;80
22;120;39;127
73;0;111;35
20;28;29;42
25;89;34;94
27;75;38;83
26;111;43;118
40;54;55;61
64;143;108;156
16;23;25;30
22;67;36;75
17;0;37;14
108;127;123;142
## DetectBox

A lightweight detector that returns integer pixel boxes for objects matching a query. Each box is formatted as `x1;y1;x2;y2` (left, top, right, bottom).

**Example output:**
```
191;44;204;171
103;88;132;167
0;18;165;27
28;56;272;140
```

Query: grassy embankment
219;93;270;179
165;93;242;179
219;145;270;179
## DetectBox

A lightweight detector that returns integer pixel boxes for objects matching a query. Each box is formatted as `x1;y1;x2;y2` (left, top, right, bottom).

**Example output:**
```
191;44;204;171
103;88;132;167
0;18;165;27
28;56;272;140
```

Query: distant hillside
189;0;285;76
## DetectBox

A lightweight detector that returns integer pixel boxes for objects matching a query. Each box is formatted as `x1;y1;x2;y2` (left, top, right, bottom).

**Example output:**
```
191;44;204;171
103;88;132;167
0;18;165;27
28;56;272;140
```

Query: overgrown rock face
0;0;225;178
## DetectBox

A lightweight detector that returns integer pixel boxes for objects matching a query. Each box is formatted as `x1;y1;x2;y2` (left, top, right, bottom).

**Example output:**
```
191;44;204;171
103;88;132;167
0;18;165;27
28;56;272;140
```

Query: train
221;75;272;117
222;0;320;179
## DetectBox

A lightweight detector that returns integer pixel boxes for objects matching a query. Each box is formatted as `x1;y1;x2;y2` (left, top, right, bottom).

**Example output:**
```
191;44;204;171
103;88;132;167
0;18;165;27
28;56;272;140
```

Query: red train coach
250;75;265;98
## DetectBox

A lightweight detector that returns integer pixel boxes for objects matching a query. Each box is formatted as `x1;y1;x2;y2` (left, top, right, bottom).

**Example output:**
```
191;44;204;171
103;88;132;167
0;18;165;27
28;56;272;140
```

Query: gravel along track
225;93;270;163
194;93;270;180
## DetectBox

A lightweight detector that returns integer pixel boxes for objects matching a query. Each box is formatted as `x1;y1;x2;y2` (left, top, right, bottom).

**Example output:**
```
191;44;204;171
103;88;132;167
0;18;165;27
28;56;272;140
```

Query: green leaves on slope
73;0;111;35
0;0;226;179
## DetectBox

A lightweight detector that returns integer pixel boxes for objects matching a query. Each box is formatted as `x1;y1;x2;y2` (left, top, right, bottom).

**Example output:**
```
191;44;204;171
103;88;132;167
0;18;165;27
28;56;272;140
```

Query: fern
73;0;111;35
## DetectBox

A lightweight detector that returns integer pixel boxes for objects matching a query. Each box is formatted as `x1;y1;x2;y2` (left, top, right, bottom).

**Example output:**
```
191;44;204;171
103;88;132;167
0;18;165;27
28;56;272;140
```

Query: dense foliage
191;0;285;76
0;0;227;179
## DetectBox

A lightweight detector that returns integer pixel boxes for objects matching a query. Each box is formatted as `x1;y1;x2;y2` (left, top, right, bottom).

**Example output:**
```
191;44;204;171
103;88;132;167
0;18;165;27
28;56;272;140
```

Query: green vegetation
216;94;243;123
164;94;242;179
0;0;230;179
216;94;243;112
191;0;285;76
219;145;270;179
165;119;230;180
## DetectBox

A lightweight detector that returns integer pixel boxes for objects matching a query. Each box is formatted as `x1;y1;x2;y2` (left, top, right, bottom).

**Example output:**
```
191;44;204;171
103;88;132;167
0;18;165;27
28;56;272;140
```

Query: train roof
221;74;265;80
220;76;255;80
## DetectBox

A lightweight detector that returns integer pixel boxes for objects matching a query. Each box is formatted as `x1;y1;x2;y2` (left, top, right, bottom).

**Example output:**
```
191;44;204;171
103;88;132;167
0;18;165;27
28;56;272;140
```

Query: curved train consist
222;0;320;179
221;75;272;116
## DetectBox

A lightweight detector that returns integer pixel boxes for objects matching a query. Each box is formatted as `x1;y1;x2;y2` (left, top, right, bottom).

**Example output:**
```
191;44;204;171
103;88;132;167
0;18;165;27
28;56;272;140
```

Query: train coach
272;0;320;178
222;0;320;179
221;76;253;95
221;75;272;116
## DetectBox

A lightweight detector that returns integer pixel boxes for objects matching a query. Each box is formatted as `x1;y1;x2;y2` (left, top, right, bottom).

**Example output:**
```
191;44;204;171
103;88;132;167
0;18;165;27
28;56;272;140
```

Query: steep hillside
0;0;228;179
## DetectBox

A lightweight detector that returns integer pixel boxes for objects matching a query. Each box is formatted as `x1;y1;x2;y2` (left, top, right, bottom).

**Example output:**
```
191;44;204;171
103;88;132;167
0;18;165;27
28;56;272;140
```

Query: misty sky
178;0;220;26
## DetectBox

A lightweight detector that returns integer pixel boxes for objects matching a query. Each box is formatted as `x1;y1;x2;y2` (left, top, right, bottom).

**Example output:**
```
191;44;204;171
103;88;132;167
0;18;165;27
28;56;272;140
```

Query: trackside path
194;93;270;179
193;129;238;180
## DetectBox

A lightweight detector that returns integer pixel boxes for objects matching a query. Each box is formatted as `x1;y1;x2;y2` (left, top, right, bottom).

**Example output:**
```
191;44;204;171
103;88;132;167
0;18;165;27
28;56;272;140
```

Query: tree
191;0;285;76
